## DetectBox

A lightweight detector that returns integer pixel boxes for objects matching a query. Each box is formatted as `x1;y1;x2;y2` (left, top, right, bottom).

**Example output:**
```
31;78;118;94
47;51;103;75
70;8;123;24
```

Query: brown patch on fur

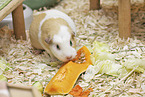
41;18;72;37
40;18;73;46
29;13;46;49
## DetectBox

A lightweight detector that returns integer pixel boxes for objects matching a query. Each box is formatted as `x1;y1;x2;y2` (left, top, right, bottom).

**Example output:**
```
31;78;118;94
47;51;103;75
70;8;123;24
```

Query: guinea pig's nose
66;56;72;60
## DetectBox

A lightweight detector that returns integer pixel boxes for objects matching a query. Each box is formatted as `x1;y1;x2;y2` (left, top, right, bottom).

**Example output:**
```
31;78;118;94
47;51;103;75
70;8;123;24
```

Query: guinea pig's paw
30;49;45;55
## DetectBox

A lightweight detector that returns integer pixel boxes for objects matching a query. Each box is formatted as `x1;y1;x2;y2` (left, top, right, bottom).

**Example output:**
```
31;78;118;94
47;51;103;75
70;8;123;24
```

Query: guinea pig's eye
70;40;73;46
56;44;60;50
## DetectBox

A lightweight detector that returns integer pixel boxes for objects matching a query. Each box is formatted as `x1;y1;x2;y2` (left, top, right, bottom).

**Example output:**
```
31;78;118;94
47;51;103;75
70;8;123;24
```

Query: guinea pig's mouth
67;56;73;60
61;56;74;62
65;58;73;62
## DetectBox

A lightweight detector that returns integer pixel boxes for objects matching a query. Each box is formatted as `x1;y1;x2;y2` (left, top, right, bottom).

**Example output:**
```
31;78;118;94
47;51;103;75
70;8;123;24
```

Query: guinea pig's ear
45;36;52;44
72;31;76;36
72;32;77;38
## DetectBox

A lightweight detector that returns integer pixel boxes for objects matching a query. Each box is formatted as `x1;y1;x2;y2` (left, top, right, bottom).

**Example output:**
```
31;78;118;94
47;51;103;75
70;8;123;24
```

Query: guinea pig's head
43;18;77;62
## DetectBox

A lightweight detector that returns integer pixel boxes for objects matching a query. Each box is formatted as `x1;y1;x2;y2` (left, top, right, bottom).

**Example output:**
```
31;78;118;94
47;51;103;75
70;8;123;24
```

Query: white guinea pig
29;10;77;62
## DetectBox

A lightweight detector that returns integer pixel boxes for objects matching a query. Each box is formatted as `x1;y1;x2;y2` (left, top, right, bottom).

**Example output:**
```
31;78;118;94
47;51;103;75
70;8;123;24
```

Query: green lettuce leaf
84;60;122;81
123;59;145;73
92;41;109;53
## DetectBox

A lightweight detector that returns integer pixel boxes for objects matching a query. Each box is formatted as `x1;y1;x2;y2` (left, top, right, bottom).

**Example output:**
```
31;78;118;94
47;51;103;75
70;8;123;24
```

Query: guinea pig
29;10;77;62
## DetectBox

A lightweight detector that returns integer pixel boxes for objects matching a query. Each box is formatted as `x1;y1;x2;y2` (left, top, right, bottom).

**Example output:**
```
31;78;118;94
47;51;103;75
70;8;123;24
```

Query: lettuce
84;41;145;82
83;60;122;81
123;59;145;73
83;64;100;82
83;41;121;81
92;41;109;53
98;60;122;76
91;41;116;62
91;52;116;62
33;81;43;93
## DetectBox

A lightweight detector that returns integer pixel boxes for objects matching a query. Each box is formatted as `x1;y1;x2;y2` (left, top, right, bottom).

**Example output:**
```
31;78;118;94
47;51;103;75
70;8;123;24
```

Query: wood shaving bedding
0;0;145;97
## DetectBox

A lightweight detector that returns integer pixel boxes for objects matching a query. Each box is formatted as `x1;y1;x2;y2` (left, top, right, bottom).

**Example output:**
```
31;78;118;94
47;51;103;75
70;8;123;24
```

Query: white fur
49;26;76;62
36;10;76;62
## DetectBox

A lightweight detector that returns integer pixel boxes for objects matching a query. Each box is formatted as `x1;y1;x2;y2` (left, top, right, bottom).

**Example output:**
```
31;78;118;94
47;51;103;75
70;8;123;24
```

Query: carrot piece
80;90;91;97
69;85;83;96
69;85;93;97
